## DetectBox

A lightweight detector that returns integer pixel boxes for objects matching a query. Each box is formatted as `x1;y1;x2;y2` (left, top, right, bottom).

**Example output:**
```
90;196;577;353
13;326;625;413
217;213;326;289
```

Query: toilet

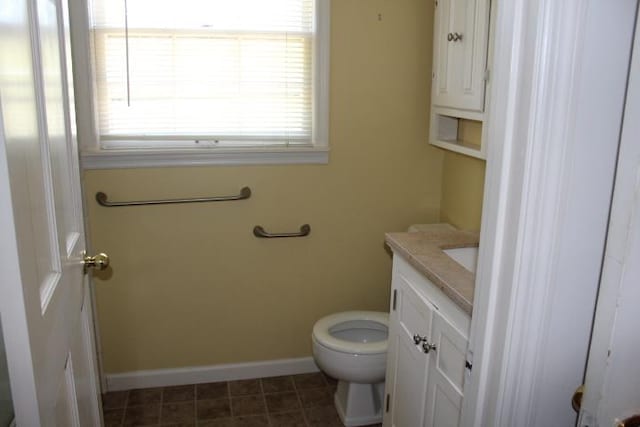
312;311;389;426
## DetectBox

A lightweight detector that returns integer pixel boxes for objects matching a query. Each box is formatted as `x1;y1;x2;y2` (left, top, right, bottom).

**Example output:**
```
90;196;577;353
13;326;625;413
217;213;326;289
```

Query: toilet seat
313;311;388;355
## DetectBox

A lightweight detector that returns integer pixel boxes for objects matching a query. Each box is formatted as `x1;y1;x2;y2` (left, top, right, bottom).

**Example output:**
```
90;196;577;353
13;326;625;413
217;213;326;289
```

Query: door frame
461;0;638;426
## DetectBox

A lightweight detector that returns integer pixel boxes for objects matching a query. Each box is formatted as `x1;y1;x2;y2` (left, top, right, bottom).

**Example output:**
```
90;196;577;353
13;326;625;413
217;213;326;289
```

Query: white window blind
90;0;315;148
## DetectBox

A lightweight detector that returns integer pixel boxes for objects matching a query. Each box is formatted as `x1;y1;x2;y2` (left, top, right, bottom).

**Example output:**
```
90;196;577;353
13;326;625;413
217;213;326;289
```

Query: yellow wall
439;120;486;231
84;0;442;373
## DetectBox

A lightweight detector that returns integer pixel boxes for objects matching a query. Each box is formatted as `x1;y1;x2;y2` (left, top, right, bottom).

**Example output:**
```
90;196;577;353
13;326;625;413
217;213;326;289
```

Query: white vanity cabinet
383;255;471;427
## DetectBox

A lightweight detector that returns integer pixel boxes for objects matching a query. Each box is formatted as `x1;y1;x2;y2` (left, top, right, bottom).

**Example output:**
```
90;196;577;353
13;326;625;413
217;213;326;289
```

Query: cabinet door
384;276;436;427
432;0;490;112
423;312;468;427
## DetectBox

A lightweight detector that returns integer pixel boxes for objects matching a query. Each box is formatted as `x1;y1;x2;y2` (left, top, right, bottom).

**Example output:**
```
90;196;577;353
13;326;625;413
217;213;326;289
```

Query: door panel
424;313;466;427
36;0;81;256
56;355;81;427
385;275;436;427
71;281;104;426
432;316;466;393
398;275;435;342
431;383;461;427
435;0;452;98
391;336;429;427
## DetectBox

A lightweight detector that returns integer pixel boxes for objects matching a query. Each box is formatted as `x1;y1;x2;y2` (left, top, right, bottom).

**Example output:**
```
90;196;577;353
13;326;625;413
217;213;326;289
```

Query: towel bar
95;186;251;207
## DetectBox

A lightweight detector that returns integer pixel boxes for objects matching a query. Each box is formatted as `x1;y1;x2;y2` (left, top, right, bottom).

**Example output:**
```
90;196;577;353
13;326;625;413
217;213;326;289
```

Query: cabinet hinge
392;289;397;311
386;394;390;412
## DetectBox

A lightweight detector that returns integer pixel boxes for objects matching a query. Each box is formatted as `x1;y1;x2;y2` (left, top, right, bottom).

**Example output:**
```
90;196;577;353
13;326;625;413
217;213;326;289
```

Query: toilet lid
312;311;389;355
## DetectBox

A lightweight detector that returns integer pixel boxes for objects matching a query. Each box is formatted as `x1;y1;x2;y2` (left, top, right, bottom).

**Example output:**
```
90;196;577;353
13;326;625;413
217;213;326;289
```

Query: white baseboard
105;357;320;392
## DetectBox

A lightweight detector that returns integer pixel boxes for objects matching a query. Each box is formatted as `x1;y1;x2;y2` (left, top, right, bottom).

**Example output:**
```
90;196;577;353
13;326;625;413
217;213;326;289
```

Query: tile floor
102;372;383;427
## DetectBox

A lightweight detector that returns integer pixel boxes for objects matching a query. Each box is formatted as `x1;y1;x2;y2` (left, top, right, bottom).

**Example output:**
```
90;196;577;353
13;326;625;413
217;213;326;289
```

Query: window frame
72;0;330;169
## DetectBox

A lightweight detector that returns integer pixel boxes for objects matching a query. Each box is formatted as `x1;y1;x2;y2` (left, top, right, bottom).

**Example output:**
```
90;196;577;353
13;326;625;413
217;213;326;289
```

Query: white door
424;312;466;427
578;7;640;427
384;273;435;427
0;0;103;424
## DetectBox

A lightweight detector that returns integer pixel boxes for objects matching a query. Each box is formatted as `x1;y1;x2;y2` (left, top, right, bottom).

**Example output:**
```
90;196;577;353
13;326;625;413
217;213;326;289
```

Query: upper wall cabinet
430;0;491;159
433;0;490;112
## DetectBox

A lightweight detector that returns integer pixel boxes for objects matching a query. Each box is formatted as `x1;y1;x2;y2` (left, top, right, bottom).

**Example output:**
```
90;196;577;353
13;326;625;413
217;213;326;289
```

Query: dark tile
161;423;195;427
229;379;261;396
234;415;269;427
103;391;129;409
197;417;235;427
304;405;342;427
103;407;125;427
261;376;294;394
292;373;326;390
128;387;163;406
231;394;266;416
322;373;338;390
268;410;307;427
264;392;300;413
197;382;229;400
160;401;195;424
123;403;161;426
298;387;333;408
163;384;195;402
197;398;232;420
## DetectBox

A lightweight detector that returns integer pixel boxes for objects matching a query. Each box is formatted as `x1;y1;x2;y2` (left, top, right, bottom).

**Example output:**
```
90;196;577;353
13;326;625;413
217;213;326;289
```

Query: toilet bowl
312;311;389;427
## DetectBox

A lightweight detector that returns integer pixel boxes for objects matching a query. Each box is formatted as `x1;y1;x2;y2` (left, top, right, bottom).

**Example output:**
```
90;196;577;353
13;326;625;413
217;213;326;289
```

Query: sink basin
443;247;478;273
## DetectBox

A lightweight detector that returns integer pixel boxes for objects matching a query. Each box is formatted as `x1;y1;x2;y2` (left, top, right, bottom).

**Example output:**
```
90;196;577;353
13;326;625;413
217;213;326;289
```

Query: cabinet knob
413;334;428;345
447;32;454;42
452;32;463;42
422;342;437;354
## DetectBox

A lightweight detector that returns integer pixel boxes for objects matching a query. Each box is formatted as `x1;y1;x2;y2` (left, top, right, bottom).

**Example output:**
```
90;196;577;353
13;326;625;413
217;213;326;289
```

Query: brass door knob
618;415;640;427
83;252;110;273
572;385;584;412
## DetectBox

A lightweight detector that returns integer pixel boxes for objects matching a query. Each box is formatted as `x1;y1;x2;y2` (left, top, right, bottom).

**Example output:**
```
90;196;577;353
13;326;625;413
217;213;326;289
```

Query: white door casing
460;0;637;426
579;6;640;426
0;0;102;424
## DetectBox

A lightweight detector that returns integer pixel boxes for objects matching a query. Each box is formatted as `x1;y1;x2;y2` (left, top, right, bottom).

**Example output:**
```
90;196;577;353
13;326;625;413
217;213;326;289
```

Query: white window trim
70;0;330;169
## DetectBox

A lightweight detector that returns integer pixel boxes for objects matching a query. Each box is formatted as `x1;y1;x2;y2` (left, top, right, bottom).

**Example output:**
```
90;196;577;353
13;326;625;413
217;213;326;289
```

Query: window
83;0;329;167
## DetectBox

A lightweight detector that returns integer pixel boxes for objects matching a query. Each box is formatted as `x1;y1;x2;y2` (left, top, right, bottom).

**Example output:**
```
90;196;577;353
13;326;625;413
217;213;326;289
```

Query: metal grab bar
253;224;311;239
95;186;251;207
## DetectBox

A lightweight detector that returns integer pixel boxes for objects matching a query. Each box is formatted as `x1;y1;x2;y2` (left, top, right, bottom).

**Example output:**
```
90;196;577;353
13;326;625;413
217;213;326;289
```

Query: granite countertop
385;224;479;315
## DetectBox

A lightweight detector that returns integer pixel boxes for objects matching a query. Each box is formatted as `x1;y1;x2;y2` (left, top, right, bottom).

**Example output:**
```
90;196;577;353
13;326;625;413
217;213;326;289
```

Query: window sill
80;146;330;169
